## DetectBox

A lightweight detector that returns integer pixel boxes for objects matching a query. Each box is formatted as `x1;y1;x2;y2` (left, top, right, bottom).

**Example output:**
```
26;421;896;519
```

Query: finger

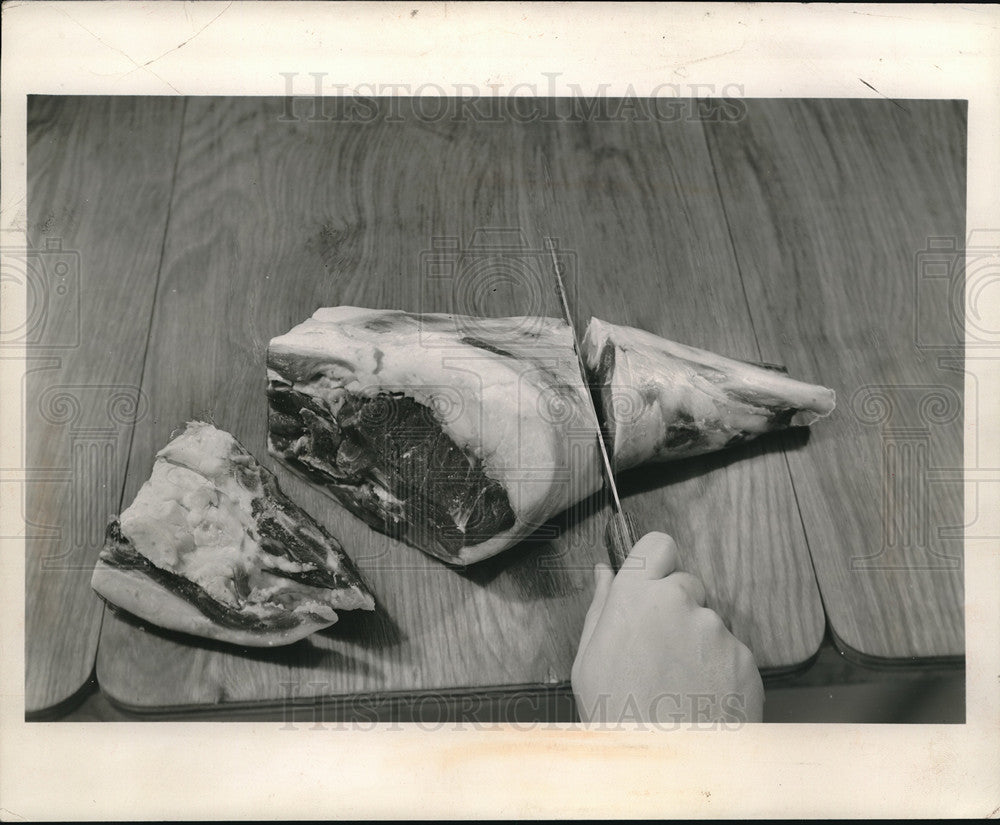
665;570;707;606
578;562;615;653
618;531;680;580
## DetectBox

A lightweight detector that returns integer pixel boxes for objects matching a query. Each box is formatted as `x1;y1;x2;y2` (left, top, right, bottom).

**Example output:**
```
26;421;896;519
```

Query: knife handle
603;510;641;572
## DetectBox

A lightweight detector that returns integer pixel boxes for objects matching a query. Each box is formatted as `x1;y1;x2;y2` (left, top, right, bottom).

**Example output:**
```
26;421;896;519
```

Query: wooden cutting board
703;99;965;663
88;97;826;714
24;97;185;716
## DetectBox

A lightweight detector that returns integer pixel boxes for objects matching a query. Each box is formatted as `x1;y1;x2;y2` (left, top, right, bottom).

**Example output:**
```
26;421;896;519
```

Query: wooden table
703;99;965;665
24;96;964;719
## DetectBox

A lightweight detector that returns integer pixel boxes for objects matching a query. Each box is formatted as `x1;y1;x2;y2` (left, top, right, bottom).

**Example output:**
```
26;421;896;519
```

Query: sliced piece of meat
582;317;836;470
91;421;375;647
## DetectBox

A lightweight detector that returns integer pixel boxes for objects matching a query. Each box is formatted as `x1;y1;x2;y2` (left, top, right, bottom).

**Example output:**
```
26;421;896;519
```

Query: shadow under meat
316;601;406;649
449;430;812;593
616;427;812;498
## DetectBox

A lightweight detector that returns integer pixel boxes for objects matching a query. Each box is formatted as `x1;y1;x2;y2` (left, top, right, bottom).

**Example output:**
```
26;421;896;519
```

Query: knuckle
733;644;761;681
660;578;692;607
695;605;725;628
736;646;756;670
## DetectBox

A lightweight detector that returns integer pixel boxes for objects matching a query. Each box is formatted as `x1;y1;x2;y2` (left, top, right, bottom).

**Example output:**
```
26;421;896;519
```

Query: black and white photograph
2;2;997;820
21;92;966;723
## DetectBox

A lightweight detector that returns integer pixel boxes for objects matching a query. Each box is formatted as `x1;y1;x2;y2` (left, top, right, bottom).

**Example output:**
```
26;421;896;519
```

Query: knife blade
546;238;641;570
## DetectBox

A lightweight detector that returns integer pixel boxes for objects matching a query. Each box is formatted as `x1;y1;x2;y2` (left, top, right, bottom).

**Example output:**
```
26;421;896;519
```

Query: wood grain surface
95;98;613;711
27;95;964;717
93;97;825;714
703;99;965;662
518;99;826;670
24;97;185;714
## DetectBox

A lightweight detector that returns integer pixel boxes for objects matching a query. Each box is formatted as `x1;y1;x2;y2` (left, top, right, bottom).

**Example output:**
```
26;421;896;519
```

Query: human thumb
578;562;614;654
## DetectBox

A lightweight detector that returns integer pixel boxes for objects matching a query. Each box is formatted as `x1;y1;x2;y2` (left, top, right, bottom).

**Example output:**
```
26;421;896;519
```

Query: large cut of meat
266;307;604;564
582;318;836;471
91;421;375;647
